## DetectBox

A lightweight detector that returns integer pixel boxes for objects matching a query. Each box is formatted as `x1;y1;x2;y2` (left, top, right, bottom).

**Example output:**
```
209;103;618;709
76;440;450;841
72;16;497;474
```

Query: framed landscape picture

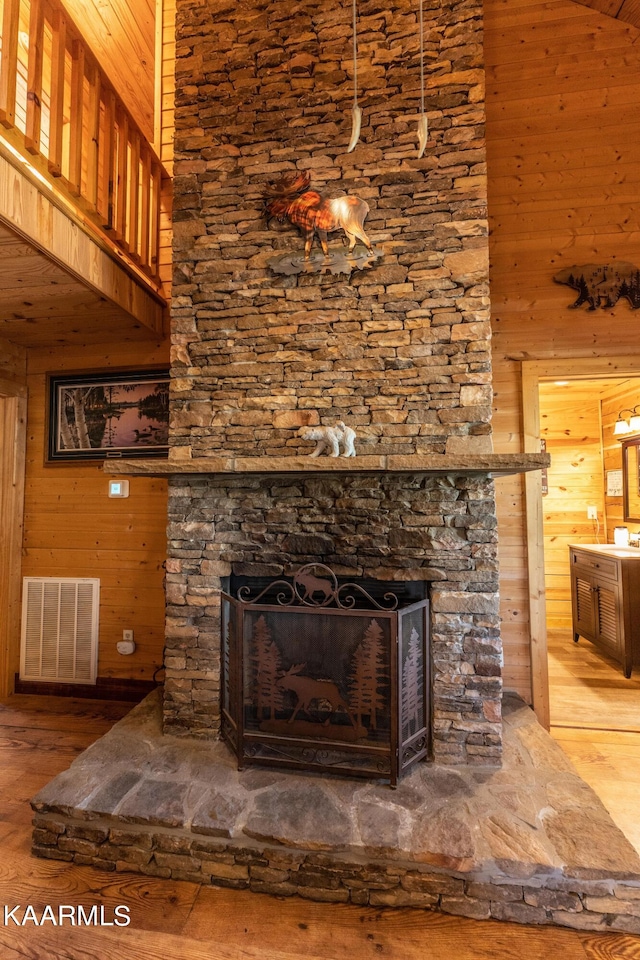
47;369;170;462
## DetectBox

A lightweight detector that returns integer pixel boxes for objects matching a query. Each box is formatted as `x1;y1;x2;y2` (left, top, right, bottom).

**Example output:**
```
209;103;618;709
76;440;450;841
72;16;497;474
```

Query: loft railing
0;0;166;284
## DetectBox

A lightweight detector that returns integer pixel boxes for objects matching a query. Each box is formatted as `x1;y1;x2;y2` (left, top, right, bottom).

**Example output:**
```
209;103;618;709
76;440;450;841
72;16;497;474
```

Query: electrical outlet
587;506;598;520
122;629;134;642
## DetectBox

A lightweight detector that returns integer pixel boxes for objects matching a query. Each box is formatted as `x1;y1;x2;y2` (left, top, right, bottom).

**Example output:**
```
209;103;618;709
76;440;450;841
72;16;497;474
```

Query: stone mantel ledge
103;452;550;479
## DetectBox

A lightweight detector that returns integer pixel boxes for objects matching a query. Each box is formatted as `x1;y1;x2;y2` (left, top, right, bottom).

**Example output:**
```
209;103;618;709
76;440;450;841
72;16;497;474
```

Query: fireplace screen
221;564;430;785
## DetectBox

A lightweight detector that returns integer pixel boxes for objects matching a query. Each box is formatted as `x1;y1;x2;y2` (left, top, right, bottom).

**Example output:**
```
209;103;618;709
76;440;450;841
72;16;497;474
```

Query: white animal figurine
336;421;356;458
298;422;357;458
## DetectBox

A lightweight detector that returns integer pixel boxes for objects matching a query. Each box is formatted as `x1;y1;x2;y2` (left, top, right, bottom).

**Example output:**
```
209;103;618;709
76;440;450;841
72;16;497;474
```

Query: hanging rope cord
352;0;358;108
419;0;425;116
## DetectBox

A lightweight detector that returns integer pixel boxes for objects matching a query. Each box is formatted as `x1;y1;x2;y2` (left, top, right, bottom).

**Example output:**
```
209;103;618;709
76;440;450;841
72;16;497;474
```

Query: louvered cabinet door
572;572;595;640
593;582;621;655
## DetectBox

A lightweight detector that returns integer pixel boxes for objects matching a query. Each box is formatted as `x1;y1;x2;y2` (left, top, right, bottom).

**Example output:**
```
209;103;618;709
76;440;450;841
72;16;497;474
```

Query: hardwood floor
548;628;640;856
0;693;637;960
548;627;640;732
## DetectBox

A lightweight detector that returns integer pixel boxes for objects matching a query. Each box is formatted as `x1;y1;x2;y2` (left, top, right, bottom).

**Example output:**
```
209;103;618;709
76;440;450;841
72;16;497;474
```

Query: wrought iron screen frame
220;565;430;786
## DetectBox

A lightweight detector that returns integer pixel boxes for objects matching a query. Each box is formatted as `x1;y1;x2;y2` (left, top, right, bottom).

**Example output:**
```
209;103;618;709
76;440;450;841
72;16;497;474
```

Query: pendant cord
419;0;425;116
352;0;358;108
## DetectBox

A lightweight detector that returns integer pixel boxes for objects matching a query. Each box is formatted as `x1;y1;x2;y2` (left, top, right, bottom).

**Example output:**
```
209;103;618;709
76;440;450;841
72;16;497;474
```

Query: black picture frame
46;369;170;462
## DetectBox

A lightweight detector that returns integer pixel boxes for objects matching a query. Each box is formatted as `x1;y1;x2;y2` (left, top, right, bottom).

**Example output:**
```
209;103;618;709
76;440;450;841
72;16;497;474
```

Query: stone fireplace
163;0;503;767
164;469;502;766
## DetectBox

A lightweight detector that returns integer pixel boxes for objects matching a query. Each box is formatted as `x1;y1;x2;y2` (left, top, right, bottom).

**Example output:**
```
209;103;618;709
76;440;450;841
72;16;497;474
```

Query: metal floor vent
20;578;100;684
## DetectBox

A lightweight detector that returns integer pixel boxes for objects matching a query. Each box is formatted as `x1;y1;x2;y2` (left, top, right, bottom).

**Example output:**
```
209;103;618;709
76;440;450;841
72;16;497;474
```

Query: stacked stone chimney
164;0;502;765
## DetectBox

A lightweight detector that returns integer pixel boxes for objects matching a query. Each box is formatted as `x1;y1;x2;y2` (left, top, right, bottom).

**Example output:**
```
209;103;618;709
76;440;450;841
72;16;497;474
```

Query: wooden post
127;129;140;259
522;363;550;731
0;0;20;129
25;0;45;155
139;147;151;271
0;392;27;699
86;61;101;211
114;108;128;243
150;162;162;280
101;90;116;229
68;39;85;196
47;8;67;178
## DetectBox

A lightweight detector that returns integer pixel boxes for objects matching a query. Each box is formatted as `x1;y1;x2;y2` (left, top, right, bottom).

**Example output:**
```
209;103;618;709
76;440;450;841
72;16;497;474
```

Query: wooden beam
572;0;640;29
619;0;640;28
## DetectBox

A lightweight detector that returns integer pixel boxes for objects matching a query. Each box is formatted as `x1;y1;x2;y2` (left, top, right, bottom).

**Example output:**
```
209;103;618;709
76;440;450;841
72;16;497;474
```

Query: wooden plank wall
21;341;169;683
538;383;605;629
60;0;156;143
485;0;640;700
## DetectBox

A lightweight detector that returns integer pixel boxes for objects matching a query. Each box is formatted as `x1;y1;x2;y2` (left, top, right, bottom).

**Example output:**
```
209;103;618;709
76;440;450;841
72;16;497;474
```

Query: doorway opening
522;360;640;854
538;376;640;733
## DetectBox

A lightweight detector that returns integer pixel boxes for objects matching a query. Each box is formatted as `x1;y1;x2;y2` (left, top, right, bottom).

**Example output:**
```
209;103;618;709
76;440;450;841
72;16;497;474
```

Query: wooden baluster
150;162;162;280
101;90;116;229
139;146;151;271
85;62;100;210
0;0;20;129
25;0;45;154
47;8;66;177
127;128;140;259
68;39;84;196
114;108;128;243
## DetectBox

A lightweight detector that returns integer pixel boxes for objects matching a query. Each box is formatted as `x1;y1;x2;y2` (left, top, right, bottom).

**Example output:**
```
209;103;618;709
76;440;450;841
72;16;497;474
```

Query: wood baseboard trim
14;675;158;702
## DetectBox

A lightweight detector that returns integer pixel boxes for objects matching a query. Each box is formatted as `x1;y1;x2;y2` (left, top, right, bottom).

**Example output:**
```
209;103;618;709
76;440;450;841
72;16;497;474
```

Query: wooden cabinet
570;545;640;678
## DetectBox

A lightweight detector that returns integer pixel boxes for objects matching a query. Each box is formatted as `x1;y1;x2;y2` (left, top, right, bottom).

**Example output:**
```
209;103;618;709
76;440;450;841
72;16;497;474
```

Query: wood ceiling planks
0;223;160;346
572;0;640;29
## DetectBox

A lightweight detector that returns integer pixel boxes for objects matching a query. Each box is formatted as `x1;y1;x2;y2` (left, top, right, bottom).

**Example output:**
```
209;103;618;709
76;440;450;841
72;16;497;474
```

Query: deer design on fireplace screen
221;564;430;785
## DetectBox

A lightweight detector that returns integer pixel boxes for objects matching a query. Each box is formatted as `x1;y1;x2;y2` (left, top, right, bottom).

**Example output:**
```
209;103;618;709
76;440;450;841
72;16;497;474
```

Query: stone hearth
31;692;640;933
